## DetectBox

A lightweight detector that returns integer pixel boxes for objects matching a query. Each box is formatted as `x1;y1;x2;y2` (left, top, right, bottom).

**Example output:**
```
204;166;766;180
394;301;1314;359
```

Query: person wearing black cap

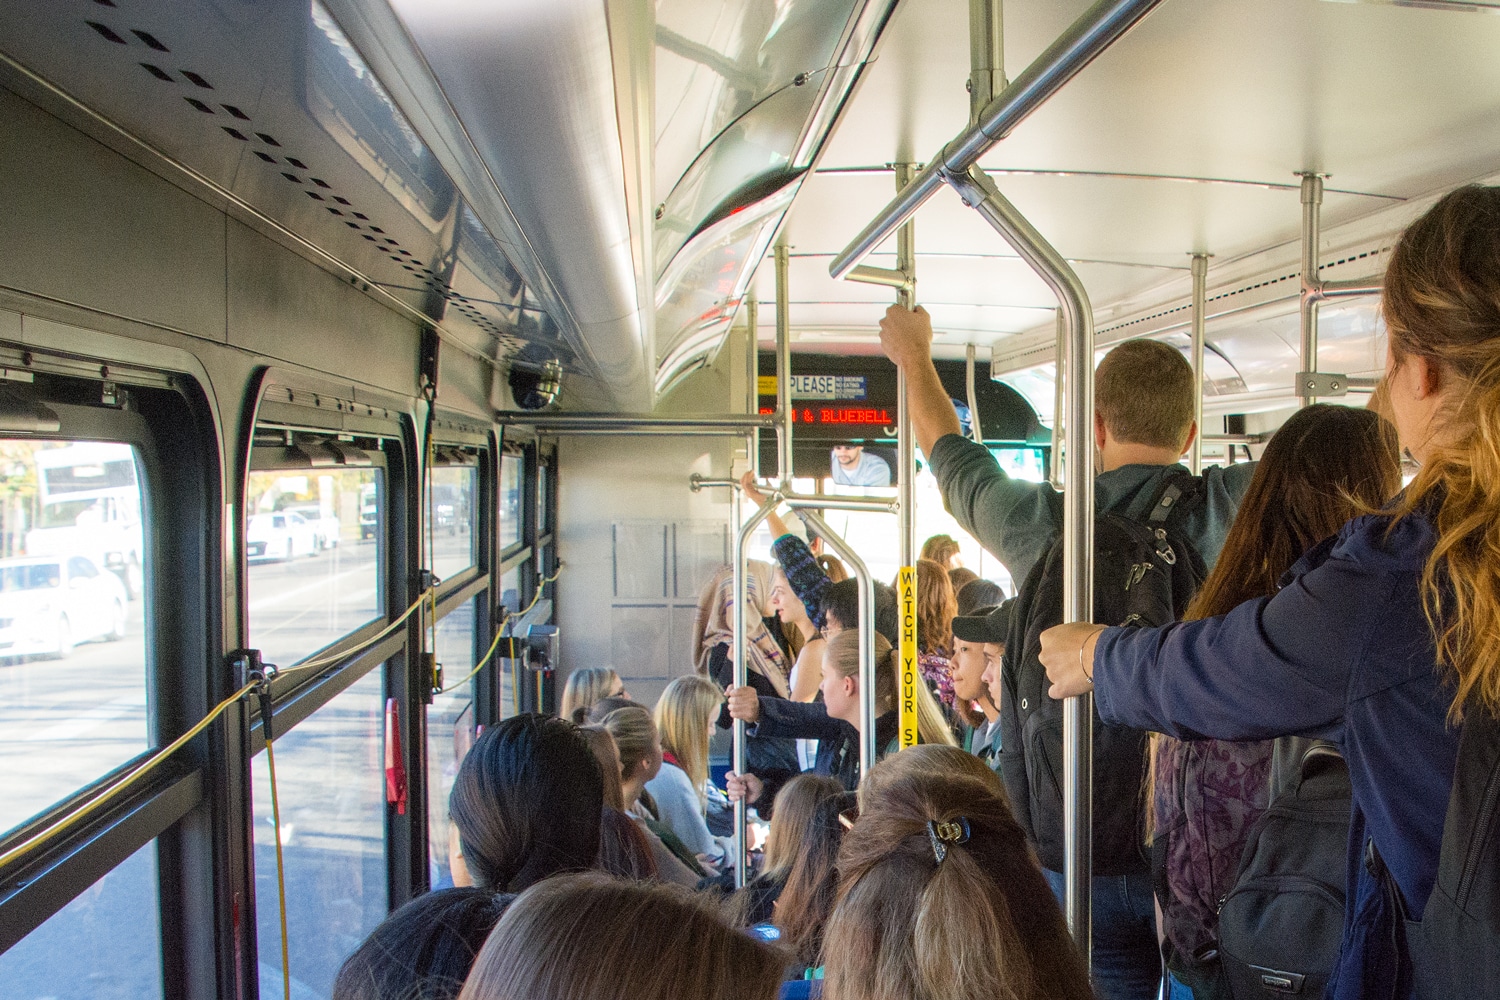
951;601;1012;772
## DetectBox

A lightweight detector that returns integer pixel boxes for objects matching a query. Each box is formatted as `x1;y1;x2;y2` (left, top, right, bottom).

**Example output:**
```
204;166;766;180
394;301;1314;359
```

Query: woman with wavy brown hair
1041;184;1500;1000
822;747;1090;1000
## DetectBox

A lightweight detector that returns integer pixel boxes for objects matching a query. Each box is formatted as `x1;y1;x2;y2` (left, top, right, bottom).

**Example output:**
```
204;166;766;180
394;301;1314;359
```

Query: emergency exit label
758;375;868;400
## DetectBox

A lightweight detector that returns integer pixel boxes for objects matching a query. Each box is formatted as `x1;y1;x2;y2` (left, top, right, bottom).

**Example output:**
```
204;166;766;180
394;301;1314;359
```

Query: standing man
878;303;1256;1000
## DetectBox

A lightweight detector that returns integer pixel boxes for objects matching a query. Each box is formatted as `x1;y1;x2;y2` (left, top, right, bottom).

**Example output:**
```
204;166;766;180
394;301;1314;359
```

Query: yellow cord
0;589;431;874
0;680;257;872
264;735;291;1000
436;567;560;698
273;590;432;682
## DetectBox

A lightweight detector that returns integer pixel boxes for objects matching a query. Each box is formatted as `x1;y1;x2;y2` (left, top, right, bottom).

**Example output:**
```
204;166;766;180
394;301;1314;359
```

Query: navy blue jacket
1091;513;1460;1000
748;697;898;795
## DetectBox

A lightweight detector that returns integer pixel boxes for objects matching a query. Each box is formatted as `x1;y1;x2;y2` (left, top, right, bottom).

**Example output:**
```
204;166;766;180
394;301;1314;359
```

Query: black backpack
999;472;1206;876
1408;703;1500;998
1218;742;1351;999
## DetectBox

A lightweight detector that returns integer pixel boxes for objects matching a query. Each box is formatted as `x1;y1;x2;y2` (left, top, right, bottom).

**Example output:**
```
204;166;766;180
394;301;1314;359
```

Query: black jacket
748;697;898;802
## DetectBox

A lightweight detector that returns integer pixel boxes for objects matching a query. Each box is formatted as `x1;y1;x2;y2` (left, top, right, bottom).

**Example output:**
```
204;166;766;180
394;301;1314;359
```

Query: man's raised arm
878;305;963;456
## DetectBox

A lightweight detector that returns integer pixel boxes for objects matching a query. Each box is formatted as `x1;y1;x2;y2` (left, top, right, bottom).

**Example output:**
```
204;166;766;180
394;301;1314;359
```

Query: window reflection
253;668;385;998
246;468;383;669
0;838;162;999
427;465;477;581
0;440;149;838
428;599;478;888
499;454;522;551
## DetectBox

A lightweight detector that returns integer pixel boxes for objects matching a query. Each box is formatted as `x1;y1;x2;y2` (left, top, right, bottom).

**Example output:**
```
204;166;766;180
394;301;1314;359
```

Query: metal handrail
828;0;1166;280
947;162;1096;965
731;495;781;886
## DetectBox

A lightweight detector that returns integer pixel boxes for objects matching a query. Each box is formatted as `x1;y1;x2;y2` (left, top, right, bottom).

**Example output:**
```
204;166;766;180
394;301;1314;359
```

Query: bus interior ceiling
2;0;1500;993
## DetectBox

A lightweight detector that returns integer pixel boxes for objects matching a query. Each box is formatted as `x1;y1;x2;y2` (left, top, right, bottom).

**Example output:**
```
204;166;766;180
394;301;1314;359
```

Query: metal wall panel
0;87;228;343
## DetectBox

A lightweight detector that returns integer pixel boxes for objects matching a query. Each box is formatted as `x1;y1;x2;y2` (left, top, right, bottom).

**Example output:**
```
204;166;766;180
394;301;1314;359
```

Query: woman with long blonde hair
646;675;730;868
1041;184;1500;999
558;667;624;723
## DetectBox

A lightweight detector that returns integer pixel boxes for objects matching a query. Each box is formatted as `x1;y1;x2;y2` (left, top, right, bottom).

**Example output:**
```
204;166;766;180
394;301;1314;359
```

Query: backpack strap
1142;471;1203;565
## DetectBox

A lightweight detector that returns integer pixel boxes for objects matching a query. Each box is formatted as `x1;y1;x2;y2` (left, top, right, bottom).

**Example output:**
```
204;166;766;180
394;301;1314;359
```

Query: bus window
0;838;161;996
0;440;148;838
245;466;383;670
427;462;478;581
252;667;386;997
428;597;478;888
499;454;523;552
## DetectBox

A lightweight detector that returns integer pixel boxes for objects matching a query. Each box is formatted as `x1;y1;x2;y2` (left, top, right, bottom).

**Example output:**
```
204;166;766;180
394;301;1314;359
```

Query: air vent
86;21;126;44
221;104;250;120
139;62;173;81
180;70;212;89
1098;247;1392;337
130;29;168;52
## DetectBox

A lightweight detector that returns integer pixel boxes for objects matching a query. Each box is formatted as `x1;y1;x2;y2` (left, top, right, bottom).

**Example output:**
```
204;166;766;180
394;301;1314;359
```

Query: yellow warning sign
899;565;918;749
757;375;778;397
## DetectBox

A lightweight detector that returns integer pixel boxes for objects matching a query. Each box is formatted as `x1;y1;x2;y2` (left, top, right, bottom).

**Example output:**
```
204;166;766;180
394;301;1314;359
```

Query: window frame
0;358;220;998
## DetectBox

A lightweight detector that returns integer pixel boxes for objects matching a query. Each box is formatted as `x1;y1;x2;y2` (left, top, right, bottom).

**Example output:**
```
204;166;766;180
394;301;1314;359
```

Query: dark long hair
448;714;602;892
773;790;856;965
333;887;513;1000
1186;404;1400;621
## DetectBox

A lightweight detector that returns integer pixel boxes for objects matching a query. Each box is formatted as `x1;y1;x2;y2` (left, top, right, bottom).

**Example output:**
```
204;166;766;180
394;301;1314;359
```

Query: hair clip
927;817;971;864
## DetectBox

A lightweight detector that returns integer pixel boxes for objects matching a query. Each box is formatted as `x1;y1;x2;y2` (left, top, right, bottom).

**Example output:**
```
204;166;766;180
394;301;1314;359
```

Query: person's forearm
902;354;963;457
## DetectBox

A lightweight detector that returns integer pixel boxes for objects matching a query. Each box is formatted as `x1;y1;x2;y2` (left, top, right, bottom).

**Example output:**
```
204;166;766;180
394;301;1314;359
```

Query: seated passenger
773;788;857;977
576;724;660;882
448;713;601;892
1037;185;1500;1000
559;666;626;723
647;675;733;870
598;703;706;882
333;888;512;1000
456;873;786;1000
950;601;1012;771
821;749;1092;1000
724;630;956;810
739;773;844;926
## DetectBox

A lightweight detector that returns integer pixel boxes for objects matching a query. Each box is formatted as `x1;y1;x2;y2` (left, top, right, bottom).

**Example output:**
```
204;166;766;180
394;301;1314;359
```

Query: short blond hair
1094;339;1195;450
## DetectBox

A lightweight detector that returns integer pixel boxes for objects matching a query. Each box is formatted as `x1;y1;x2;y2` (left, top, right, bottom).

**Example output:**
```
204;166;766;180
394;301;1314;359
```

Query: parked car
246;511;320;562
284;506;340;550
0;555;129;659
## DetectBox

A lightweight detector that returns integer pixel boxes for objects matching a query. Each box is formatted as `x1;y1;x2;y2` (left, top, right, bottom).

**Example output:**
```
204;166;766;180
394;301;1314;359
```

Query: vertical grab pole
1051;309;1065;488
965;344;984;445
1189;254;1208;475
746;292;761;479
775;240;794;486
732;496;780;888
947;164;1094;967
895;162;918;571
1298;173;1323;408
794;510;878;772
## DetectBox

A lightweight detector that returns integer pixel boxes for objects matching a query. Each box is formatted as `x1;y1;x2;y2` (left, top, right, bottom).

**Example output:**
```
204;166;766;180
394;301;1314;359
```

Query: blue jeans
1044;868;1163;1000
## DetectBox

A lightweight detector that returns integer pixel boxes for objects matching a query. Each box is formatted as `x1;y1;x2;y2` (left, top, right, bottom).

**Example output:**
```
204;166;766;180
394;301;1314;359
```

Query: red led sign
759;407;893;425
